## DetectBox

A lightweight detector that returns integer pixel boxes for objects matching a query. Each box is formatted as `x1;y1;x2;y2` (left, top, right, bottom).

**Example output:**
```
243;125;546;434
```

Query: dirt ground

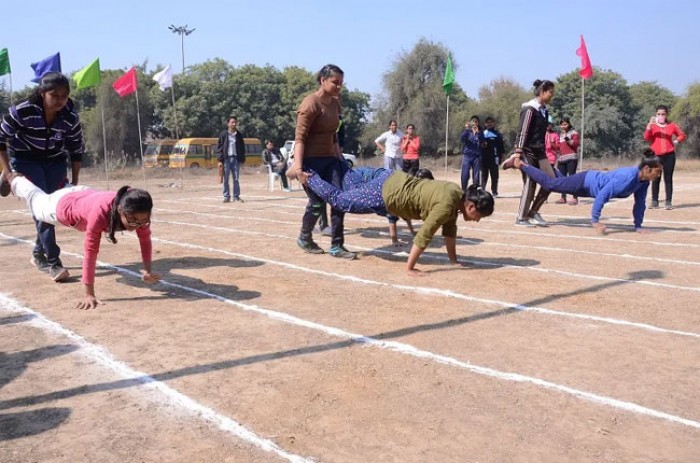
1;162;699;462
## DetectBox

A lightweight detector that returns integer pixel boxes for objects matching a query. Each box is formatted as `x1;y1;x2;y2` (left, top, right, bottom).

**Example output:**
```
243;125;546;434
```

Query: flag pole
134;87;147;187
580;77;585;169
100;107;110;190
170;85;180;139
444;95;450;178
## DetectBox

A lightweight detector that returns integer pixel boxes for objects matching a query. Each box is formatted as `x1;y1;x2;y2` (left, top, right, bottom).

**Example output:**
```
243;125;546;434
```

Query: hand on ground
76;295;102;310
141;270;162;284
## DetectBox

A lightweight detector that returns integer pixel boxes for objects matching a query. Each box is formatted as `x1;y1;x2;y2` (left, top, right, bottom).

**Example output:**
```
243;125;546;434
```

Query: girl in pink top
400;124;421;176
9;173;160;310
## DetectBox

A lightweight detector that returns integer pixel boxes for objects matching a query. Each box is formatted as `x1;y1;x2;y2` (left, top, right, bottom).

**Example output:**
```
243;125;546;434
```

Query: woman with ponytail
288;165;494;276
5;174;160;309
501;149;662;235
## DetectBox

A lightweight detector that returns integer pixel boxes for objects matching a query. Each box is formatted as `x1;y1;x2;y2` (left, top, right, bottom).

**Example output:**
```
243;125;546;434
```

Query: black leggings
651;152;676;202
557;159;578;199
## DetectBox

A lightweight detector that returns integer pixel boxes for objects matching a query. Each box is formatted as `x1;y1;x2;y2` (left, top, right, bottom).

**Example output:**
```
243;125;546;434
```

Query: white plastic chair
266;165;284;192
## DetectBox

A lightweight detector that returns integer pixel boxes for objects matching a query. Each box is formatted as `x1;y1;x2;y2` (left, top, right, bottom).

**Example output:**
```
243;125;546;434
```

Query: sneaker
515;219;535;227
234;197;244;203
500;153;520;170
223;197;230;203
528;212;549;227
297;238;324;254
319;226;332;236
650;199;659;209
328;245;357;260
555;198;567;204
665;201;673;210
568;198;578;206
492;192;499;198
49;264;70;282
30;252;49;271
283;187;292;192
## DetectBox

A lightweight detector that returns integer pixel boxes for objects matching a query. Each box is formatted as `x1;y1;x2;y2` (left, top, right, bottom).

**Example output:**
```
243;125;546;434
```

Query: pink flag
576;35;593;80
112;67;137;97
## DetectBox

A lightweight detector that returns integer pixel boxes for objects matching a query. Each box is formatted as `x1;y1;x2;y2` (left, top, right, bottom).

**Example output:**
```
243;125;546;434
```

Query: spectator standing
216;116;246;203
556;117;581;205
481;116;505;197
644;105;686;209
375;120;404;171
460;116;483;192
400;124;421;176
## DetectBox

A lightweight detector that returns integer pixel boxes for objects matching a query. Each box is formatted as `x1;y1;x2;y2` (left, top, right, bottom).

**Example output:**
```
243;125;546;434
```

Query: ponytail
106;186;153;244
533;79;554;96
464;184;494;216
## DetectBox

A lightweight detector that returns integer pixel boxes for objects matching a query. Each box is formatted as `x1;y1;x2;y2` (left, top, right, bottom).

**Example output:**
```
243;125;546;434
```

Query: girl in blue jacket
504;149;662;234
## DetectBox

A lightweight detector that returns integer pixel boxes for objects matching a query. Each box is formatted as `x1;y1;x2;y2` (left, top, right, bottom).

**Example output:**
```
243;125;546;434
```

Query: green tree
629;81;677;152
671;83;700;158
551;68;635;158
372;38;469;156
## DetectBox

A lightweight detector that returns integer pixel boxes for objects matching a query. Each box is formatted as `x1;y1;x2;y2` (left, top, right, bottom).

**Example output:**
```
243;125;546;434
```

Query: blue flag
30;52;61;83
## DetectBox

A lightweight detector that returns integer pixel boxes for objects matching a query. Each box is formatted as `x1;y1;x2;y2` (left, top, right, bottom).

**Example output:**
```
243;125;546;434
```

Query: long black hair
28;72;71;105
639;149;662;169
106;186;153;244
464;184;494;216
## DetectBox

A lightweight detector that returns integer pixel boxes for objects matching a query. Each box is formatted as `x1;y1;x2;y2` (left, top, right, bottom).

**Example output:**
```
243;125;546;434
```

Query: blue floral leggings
306;167;394;218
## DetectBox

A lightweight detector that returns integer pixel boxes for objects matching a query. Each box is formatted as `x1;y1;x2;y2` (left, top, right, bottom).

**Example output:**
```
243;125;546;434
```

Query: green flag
73;58;101;89
442;54;455;96
0;48;10;76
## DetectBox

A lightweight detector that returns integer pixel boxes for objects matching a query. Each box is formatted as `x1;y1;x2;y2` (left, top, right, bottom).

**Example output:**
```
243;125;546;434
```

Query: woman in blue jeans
0;72;83;281
504;149;662;235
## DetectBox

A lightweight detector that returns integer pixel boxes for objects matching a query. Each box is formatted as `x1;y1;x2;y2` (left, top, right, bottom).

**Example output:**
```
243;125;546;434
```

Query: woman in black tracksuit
505;79;556;227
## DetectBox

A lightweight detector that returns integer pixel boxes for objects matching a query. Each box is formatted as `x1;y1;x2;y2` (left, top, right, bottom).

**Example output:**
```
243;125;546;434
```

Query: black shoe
234;197;244;203
30;252;50;271
49;264;69;282
297;238;324;254
650;199;659;209
665;201;673;210
328;245;357;260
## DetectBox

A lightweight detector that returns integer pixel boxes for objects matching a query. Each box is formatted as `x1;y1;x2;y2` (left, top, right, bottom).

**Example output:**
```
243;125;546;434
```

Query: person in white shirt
375;120;404;171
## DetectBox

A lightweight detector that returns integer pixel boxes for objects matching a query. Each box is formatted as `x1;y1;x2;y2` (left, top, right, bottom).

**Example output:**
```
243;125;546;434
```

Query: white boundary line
0;294;317;463
148;205;700;267
157;219;700;295
2;235;699;429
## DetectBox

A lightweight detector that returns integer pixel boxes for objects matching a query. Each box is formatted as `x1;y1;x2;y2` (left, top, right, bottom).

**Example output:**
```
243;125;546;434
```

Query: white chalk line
151;203;700;267
156;218;700;295
7;246;700;431
0;294;317;463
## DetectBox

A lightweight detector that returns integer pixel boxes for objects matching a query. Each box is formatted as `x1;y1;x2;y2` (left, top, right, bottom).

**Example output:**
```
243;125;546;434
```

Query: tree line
1;38;697;165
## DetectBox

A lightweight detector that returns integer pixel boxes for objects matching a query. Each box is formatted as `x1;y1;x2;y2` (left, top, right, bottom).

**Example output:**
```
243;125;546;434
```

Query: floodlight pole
168;25;196;73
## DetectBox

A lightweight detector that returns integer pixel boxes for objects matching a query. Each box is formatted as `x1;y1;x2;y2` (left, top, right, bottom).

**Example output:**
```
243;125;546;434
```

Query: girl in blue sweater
504;149;662;234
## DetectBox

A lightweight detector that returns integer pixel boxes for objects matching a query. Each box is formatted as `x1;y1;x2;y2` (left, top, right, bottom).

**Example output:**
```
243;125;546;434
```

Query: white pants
12;177;89;224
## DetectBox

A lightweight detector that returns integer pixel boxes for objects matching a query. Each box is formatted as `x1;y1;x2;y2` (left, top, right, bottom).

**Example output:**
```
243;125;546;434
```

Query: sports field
1;164;699;462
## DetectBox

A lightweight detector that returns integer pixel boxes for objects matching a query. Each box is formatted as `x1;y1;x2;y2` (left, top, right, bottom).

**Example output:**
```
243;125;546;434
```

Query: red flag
112;67;137;97
576;35;593;80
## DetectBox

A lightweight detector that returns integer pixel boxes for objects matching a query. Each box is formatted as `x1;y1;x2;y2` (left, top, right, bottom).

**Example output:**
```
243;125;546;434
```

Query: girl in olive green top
297;166;494;277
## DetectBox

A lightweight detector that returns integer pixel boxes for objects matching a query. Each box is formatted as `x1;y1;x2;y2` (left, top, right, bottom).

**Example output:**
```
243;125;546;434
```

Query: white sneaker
528;212;548;227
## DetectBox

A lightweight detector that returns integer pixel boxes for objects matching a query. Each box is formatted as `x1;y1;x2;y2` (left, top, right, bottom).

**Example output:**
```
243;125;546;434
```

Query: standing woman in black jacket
503;79;556;227
0;72;83;281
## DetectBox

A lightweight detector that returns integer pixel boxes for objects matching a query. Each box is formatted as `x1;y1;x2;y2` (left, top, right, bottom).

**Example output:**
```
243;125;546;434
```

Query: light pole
168;24;195;73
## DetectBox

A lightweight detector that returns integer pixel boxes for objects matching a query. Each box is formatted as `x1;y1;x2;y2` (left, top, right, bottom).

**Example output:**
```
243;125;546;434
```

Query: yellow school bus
169;137;263;168
143;139;177;168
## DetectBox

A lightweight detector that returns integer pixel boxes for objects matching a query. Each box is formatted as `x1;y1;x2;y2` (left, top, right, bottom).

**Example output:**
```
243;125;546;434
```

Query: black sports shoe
297;238;324;254
30;252;50;271
328;245;357;260
49;264;70;282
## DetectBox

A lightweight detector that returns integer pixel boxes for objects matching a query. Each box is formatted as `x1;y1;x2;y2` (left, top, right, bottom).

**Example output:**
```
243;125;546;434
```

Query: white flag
153;65;173;91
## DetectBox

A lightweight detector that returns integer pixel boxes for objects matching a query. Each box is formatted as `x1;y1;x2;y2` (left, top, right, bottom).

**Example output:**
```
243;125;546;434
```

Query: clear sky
5;0;699;102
